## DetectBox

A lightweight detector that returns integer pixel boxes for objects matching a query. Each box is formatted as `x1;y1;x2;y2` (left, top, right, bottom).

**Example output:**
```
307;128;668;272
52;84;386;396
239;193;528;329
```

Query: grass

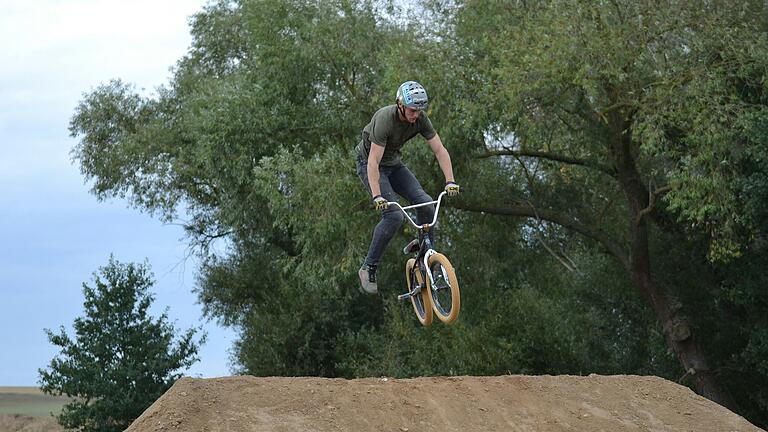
0;387;70;417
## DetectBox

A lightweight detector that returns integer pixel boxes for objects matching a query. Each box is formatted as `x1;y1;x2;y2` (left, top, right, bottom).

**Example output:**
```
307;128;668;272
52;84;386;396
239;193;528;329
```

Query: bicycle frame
388;191;448;299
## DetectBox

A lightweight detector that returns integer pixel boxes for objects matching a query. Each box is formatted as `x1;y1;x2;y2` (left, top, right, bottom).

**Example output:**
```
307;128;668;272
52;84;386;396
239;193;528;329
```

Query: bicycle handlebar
386;191;448;230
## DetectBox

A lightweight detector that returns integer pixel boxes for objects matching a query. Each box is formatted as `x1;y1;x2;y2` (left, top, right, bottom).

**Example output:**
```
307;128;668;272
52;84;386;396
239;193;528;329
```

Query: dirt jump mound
126;375;762;432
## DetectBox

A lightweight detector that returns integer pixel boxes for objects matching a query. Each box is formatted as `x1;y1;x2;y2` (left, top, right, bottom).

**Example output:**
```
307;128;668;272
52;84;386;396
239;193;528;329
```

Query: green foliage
700;247;768;426
38;257;204;432
68;0;768;427
444;0;768;260
443;0;768;419
336;235;677;379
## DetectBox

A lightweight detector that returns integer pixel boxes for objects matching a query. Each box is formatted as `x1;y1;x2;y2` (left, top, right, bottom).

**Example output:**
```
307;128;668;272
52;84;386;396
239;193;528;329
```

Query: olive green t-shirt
355;105;437;166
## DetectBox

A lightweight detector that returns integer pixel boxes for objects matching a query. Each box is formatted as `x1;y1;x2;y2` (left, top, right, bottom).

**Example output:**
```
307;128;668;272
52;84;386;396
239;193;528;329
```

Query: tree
433;0;768;410
69;0;415;377
66;0;768;425
38;257;204;432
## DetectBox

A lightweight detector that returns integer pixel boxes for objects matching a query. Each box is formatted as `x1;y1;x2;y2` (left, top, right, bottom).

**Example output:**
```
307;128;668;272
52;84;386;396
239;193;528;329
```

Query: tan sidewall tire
406;258;433;326
427;253;460;324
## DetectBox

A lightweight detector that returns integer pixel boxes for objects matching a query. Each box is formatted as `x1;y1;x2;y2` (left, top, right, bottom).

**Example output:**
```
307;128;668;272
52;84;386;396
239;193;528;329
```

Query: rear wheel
426;253;460;324
406;258;432;326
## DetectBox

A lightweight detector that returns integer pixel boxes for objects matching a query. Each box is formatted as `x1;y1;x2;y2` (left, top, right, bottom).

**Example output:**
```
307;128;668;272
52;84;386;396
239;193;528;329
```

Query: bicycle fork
398;249;437;301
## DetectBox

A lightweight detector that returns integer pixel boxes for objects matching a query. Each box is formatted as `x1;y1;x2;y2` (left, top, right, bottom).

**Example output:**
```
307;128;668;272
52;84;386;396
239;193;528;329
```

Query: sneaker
403;239;420;255
358;264;378;294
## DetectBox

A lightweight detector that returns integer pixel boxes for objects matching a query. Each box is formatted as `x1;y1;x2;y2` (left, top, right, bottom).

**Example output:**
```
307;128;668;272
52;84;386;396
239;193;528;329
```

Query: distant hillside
0;387;67;432
0;387;68;417
0;414;63;432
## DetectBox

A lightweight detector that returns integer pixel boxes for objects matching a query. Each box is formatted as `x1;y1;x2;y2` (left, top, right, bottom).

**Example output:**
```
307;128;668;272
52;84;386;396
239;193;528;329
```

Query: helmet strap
397;102;407;121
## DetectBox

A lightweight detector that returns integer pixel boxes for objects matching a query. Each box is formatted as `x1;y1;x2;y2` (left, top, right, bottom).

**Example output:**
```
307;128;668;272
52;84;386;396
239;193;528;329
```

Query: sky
0;0;238;386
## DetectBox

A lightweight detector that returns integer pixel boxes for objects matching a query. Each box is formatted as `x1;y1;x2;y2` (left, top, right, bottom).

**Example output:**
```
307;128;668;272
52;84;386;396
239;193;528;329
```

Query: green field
0;387;69;417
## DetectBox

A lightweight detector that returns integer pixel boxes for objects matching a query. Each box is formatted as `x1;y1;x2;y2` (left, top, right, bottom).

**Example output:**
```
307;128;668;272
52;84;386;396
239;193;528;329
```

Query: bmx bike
387;191;460;326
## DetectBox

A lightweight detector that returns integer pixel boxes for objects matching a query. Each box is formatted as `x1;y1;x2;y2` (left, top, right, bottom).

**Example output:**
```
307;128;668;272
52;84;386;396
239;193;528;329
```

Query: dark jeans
357;157;435;267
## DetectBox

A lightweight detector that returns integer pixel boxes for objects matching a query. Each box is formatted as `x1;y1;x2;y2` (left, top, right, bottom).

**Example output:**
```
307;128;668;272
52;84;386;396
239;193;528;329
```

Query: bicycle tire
405;258;433;326
426;253;460;324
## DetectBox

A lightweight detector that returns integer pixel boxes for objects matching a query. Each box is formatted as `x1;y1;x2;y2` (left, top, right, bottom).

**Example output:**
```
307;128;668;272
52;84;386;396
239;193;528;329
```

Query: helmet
396;81;428;110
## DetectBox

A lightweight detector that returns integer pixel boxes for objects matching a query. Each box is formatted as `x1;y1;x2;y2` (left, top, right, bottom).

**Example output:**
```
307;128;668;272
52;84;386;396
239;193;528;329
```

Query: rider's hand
373;195;389;212
445;182;460;197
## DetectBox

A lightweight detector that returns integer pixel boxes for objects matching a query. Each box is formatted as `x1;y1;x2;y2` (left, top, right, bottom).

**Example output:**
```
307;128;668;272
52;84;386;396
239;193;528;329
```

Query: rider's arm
427;134;455;183
367;142;386;197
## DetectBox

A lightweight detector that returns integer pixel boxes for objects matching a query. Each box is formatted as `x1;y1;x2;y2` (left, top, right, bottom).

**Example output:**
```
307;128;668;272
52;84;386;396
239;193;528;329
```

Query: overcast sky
0;0;237;386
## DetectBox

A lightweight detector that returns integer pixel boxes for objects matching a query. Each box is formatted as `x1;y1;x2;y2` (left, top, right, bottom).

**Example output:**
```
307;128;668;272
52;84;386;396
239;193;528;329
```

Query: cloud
1;0;202;103
1;0;205;179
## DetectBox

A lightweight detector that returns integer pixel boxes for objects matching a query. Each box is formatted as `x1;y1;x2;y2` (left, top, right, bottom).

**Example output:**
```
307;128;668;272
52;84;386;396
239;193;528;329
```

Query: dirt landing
126;375;762;432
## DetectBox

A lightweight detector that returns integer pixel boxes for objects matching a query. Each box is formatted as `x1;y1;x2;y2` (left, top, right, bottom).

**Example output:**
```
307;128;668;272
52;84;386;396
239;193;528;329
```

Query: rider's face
399;104;421;123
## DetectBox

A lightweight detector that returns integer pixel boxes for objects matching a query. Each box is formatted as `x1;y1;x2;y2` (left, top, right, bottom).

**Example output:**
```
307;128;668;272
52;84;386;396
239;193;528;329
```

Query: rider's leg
357;157;405;267
389;164;435;245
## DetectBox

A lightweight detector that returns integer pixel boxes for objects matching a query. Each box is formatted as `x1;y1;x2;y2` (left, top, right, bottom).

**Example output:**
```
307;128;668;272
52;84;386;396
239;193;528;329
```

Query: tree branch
479;148;617;177
535;230;579;273
529;204;582;274
635;184;672;225
452;200;629;270
598;100;634;117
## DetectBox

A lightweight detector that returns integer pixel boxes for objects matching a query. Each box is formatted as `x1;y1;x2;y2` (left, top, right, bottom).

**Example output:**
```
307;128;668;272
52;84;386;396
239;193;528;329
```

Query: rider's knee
418;202;435;219
382;208;405;225
415;192;433;205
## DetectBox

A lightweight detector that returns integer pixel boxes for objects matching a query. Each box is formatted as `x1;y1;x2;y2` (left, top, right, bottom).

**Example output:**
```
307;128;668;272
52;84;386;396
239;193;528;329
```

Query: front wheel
406;258;432;326
426;253;460;324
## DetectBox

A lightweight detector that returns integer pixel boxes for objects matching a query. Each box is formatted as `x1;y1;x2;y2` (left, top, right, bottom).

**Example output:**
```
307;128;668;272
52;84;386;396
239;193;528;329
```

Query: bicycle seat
403;239;420;255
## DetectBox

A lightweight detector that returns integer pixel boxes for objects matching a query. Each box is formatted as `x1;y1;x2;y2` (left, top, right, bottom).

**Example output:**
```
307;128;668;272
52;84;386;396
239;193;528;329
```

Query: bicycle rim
427;253;460;324
406;258;432;326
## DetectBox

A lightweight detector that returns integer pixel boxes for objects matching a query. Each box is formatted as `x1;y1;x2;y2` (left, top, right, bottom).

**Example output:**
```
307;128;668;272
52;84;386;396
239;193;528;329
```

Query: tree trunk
629;260;738;410
611;115;739;411
464;112;740;410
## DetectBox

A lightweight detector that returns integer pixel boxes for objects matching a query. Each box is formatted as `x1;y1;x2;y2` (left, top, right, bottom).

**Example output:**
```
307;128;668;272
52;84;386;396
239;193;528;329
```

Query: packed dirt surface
126;375;762;432
0;414;63;432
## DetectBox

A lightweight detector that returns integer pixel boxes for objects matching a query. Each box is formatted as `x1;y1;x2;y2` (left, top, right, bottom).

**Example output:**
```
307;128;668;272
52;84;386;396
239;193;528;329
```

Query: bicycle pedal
397;292;412;301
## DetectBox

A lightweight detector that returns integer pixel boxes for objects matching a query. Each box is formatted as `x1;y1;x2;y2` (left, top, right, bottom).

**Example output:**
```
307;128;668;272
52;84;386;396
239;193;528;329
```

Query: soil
125;374;763;432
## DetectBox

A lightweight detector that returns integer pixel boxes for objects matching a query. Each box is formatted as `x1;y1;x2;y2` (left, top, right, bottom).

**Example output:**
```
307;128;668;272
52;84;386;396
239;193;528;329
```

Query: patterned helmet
396;81;429;110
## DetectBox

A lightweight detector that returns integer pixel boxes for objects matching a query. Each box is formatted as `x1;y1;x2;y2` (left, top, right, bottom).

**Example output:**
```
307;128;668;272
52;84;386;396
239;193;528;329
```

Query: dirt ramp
126;375;761;432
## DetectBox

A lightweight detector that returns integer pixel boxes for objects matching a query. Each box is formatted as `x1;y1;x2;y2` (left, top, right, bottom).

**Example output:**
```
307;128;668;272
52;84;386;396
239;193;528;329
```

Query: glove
373;195;389;212
445;182;460;197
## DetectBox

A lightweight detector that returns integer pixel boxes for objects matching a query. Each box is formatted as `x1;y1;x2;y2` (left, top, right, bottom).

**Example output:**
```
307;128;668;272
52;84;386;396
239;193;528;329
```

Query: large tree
68;0;768;424
70;0;415;376
433;0;768;410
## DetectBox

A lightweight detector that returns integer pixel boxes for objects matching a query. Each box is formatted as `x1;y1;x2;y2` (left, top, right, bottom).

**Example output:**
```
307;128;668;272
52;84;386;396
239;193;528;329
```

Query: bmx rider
356;80;460;294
